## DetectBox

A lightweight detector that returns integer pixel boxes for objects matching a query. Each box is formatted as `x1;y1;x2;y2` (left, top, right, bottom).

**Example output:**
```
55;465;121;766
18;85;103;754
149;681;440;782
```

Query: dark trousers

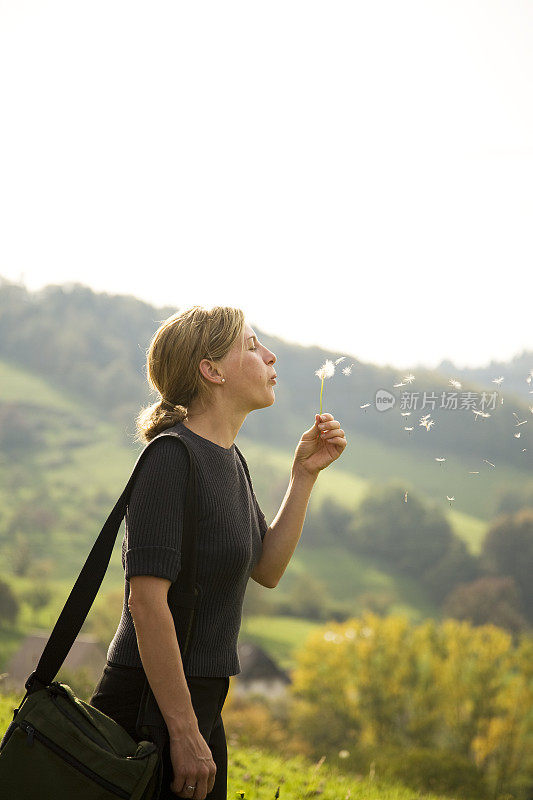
89;660;230;800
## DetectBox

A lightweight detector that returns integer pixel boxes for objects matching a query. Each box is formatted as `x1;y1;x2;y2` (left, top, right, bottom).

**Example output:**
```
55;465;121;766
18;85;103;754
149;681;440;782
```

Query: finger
319;420;341;431
325;435;347;446
323;427;344;438
181;776;199;799
195;773;209;799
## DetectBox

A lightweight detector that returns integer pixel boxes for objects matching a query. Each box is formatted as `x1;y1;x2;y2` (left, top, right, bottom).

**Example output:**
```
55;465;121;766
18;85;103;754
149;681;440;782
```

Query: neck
181;404;247;449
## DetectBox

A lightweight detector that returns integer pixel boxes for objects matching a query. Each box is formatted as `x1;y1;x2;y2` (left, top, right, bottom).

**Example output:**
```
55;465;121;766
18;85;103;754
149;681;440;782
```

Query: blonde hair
135;305;245;444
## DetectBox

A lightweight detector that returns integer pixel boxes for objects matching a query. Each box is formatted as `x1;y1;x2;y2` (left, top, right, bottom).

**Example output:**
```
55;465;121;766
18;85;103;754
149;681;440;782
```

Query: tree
350;484;454;577
442;576;529;636
0;578;20;626
481;509;533;623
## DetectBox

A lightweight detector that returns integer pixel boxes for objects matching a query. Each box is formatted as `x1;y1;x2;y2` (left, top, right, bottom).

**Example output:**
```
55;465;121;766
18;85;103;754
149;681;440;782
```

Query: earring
221;378;225;383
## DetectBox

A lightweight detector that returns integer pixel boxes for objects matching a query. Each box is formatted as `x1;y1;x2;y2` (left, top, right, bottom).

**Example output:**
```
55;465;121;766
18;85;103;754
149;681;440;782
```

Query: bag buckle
24;670;47;693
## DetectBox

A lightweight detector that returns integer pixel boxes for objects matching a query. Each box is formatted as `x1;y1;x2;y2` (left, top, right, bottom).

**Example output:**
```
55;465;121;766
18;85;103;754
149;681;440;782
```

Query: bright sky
1;0;532;371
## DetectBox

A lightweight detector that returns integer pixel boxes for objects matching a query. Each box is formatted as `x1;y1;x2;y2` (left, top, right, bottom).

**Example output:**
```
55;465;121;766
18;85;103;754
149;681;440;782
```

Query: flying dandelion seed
529;406;533;414
446;495;455;507
493;376;504;386
483;459;496;468
435;457;446;465
404;426;414;434
335;356;346;365
393;381;406;387
449;378;462;389
315;359;335;414
420;413;431;422
404;374;415;383
401;411;411;417
522;448;527;452
513;413;527;426
360;402;371;411
419;417;435;431
342;363;355;375
468;471;480;474
514;432;521;438
404;491;408;502
472;408;490;422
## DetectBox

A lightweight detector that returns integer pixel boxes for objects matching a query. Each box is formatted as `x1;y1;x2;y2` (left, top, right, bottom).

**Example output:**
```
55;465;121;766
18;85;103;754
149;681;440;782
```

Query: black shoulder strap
25;430;199;693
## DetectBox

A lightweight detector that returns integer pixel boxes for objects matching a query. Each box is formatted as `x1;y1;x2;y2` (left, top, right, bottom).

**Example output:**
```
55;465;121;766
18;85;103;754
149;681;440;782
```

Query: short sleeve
124;436;190;583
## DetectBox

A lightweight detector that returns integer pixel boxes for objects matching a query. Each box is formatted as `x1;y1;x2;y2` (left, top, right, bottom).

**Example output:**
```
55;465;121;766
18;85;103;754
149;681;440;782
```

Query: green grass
227;743;459;799
0;359;79;413
0;690;475;800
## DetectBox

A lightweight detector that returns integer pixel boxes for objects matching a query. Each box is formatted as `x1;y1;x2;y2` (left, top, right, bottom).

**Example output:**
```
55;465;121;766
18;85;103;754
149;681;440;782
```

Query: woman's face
220;322;277;412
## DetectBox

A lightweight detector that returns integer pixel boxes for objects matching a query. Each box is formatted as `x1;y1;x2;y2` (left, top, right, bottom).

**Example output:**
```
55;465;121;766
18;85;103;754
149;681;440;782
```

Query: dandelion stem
320;379;324;414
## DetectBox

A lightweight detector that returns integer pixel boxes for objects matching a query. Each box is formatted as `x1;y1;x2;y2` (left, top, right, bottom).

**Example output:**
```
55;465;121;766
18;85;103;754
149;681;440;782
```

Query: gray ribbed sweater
106;420;269;677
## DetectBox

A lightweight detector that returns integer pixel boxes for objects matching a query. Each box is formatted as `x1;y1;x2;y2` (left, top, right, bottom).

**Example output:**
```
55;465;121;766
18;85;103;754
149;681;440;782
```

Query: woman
89;305;347;800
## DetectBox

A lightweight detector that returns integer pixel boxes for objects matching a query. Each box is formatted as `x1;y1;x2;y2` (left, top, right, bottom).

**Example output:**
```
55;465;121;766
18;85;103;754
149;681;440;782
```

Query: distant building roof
237;642;291;684
2;630;106;692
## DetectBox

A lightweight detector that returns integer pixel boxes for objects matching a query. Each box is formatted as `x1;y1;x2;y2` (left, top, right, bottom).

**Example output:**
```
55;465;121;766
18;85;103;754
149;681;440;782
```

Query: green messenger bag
0;430;203;799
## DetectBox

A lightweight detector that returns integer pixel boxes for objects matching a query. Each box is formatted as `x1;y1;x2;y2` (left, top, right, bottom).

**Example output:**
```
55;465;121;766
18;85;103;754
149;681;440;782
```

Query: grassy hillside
0;355;523;642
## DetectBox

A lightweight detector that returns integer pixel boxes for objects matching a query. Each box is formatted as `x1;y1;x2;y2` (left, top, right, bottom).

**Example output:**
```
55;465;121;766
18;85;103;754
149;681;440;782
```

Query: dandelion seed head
315;359;335;380
338;750;350;759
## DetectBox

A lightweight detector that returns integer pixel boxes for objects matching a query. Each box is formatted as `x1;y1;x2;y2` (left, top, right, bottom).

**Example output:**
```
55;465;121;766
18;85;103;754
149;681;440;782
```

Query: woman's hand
292;412;347;478
169;724;217;799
